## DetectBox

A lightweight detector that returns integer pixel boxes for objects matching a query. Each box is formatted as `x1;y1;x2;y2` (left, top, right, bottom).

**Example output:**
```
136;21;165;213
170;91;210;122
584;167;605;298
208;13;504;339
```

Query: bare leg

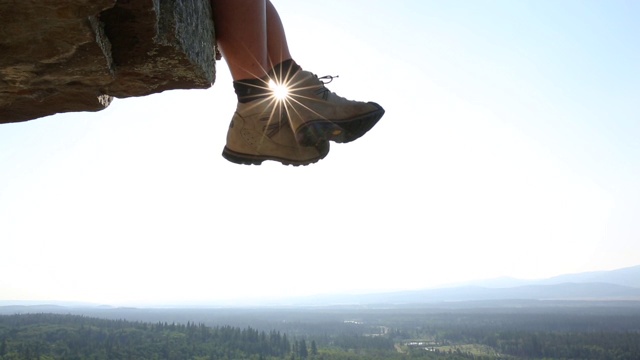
210;0;268;80
266;1;292;69
210;0;291;81
216;0;383;166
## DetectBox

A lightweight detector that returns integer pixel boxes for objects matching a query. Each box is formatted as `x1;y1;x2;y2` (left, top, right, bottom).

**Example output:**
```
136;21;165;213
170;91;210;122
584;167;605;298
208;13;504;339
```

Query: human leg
211;0;328;166
211;0;292;80
210;0;268;81
211;0;384;165
266;0;292;68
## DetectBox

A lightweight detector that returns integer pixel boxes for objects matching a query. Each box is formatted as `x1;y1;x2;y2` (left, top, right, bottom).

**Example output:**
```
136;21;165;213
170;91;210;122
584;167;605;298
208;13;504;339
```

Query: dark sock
269;59;301;79
233;77;269;104
233;60;302;104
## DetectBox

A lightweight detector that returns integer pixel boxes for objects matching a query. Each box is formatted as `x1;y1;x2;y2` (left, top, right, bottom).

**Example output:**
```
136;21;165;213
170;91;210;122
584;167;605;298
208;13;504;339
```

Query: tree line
0;313;297;360
3;310;640;359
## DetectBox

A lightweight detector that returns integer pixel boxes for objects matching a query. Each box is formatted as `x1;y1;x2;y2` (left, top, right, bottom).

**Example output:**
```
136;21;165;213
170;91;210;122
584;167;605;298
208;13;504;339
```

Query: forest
2;302;640;359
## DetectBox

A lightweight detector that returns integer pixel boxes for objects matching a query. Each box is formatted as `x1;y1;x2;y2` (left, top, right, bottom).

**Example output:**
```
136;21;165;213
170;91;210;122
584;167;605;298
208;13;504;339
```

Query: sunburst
231;59;335;146
268;79;289;101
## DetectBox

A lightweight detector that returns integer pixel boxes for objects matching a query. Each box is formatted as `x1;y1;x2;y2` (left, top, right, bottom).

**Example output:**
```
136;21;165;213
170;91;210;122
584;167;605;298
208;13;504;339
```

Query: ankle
233;77;269;104
268;59;301;80
233;60;302;104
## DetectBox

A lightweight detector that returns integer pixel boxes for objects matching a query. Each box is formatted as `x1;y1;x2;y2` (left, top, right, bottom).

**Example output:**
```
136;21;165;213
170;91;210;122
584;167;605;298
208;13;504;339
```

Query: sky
1;0;639;307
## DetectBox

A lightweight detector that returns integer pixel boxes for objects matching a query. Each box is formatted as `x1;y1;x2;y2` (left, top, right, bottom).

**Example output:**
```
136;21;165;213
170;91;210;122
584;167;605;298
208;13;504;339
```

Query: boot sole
295;103;385;147
221;141;330;166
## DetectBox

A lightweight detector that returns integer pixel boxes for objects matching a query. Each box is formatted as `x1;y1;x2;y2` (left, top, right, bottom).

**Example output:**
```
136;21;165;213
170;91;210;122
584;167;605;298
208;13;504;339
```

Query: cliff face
0;0;216;124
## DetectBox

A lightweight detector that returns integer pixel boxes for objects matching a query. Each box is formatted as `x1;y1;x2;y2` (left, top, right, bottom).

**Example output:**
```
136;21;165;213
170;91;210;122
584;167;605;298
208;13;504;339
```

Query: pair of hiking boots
221;66;385;166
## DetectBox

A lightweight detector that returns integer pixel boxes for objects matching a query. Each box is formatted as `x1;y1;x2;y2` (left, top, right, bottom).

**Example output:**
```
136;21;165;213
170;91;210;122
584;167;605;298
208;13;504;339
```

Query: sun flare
268;79;289;100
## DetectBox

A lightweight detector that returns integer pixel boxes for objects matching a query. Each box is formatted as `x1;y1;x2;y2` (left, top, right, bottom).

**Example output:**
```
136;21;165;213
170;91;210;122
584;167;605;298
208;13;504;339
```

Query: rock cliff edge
0;0;216;124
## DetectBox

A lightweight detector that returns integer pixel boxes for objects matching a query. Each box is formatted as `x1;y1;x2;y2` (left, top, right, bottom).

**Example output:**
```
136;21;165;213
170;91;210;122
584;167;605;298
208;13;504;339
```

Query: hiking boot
222;100;329;166
278;70;385;147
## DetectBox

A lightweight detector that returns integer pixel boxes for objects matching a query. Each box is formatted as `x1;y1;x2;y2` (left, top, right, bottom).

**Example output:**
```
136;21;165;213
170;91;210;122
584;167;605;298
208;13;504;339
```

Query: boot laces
318;75;339;84
315;75;339;100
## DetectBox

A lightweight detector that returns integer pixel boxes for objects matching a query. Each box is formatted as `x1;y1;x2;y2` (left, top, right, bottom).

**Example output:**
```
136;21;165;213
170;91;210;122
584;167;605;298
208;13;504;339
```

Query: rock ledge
0;0;216;124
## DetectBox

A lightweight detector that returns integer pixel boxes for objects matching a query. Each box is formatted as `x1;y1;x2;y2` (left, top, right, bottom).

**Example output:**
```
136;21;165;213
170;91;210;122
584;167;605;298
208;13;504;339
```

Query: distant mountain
537;265;640;288
2;265;640;309
0;305;68;315
383;282;640;303
286;283;640;307
278;265;640;307
461;265;640;289
0;300;105;308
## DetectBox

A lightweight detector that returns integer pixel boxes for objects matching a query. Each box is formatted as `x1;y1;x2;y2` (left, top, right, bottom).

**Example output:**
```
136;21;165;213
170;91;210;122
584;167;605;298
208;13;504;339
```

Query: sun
268;79;289;100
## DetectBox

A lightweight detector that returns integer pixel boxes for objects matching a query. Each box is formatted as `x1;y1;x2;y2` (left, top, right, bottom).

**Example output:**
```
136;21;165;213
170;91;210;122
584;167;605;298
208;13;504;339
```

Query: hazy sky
1;0;639;306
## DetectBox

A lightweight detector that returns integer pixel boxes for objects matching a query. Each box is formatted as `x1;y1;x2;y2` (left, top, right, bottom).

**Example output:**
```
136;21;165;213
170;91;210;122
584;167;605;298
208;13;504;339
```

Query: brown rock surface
0;0;216;124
